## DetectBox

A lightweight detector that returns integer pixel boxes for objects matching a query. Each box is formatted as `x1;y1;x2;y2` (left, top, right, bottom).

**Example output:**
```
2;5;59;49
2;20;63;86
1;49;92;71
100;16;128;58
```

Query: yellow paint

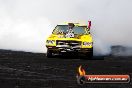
46;23;93;49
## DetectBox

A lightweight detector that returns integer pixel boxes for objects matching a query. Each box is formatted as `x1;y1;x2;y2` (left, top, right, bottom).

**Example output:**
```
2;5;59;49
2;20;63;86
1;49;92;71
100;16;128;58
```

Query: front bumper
46;46;93;53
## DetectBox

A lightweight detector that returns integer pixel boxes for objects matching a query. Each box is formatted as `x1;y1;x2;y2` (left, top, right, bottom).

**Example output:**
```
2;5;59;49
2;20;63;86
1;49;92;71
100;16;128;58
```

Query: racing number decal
66;32;74;38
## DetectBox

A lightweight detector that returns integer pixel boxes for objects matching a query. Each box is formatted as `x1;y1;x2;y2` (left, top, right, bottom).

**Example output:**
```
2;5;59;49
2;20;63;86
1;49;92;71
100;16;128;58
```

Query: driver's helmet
68;23;75;29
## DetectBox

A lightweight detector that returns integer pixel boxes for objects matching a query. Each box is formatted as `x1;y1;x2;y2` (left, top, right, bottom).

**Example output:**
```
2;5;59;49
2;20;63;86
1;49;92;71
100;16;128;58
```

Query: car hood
48;34;92;41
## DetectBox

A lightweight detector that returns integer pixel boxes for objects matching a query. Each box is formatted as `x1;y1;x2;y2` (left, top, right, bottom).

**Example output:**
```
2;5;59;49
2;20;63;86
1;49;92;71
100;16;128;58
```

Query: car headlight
83;42;93;46
46;40;55;44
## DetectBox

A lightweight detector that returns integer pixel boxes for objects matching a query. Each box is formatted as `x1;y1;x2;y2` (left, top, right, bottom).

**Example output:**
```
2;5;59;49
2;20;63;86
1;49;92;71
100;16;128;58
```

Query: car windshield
53;25;87;35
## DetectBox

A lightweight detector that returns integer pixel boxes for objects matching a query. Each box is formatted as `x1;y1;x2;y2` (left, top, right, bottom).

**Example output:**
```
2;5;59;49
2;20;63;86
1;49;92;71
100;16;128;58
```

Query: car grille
56;40;81;47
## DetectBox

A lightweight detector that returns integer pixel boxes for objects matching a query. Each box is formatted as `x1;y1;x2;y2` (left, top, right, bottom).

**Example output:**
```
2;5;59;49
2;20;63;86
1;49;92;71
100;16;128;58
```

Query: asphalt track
0;49;132;88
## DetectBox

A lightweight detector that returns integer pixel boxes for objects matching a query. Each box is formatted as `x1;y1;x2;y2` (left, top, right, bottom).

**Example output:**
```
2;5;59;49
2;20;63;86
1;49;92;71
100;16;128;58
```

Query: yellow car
46;22;93;58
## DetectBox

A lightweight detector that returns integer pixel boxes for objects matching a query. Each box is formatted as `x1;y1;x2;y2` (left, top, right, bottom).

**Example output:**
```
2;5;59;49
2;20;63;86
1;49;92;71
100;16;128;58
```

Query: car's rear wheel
46;49;53;58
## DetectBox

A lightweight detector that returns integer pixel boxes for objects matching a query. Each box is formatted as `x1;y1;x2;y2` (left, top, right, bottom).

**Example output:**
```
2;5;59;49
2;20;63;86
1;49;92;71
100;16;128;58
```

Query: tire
85;48;93;59
88;51;93;57
46;49;53;58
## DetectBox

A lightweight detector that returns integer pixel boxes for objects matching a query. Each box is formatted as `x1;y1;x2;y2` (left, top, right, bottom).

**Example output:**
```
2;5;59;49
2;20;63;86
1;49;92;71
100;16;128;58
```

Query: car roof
57;22;87;27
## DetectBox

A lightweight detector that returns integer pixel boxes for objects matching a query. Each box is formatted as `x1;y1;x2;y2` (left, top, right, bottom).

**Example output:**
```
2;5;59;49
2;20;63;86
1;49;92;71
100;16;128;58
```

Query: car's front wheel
85;48;93;59
46;49;53;58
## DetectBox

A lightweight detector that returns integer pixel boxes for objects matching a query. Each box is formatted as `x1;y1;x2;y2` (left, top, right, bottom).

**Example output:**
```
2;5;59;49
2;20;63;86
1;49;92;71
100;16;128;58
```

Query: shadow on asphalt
51;55;105;60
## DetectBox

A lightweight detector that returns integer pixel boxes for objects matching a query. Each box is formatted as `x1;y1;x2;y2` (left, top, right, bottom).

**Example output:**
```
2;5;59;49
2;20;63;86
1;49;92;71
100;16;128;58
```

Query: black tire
46;49;53;58
88;51;93;57
85;48;93;59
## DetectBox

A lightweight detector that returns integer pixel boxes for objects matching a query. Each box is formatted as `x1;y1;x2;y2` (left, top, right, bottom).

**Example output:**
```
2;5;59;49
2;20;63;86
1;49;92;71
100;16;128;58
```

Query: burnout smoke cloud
0;0;132;55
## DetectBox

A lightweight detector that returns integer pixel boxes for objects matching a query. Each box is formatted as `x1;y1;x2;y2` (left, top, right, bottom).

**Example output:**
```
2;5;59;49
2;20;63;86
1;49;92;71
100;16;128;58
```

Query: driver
66;23;75;38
